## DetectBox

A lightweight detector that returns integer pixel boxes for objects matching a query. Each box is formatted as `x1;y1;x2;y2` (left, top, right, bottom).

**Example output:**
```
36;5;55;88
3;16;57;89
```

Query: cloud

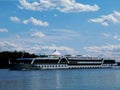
32;44;76;54
17;5;24;9
39;29;80;43
0;28;80;54
0;41;17;51
113;35;120;41
23;17;49;26
48;29;79;38
18;0;99;13
9;16;48;27
33;44;74;51
31;31;46;38
23;29;80;45
0;29;79;54
103;33;120;41
0;28;8;32
9;16;20;23
54;14;58;17
0;40;76;55
15;35;21;39
103;33;111;37
89;11;120;26
84;45;116;53
84;44;120;60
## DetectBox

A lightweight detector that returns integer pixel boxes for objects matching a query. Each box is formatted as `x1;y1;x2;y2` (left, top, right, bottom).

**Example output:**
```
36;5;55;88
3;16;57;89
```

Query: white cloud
0;28;8;32
15;35;21;39
103;33;111;37
49;29;79;38
0;28;80;54
103;33;120;41
10;16;20;23
32;44;76;54
84;44;120;60
0;40;76;55
31;31;45;38
89;11;120;26
40;29;80;43
17;5;24;9
84;45;116;53
113;35;120;41
0;41;17;51
22;29;80;46
23;17;49;26
9;16;48;26
18;0;99;13
54;14;58;17
0;40;29;52
33;44;74;51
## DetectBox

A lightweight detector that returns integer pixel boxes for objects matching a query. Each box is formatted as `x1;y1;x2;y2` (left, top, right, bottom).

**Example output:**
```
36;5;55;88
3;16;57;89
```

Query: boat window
17;60;32;64
59;58;68;64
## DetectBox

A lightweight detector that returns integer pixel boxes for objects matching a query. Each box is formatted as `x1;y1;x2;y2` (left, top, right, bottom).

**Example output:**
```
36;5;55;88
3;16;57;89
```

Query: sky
1;0;120;59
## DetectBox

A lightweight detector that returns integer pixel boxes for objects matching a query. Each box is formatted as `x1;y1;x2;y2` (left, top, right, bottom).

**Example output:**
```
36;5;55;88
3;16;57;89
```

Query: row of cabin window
35;65;67;68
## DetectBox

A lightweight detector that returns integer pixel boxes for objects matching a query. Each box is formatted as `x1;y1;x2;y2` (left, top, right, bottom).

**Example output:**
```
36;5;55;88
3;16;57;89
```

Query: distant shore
0;51;37;68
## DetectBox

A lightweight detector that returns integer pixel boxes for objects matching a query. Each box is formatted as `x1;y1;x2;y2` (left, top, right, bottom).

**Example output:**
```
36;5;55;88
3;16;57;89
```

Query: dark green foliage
0;51;37;68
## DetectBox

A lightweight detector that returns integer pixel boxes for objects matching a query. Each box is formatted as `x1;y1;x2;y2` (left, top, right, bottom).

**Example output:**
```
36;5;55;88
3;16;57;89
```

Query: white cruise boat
9;50;118;70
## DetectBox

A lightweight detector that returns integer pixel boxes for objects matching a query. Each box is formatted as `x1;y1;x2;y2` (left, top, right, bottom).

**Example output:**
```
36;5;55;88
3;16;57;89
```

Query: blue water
0;69;120;90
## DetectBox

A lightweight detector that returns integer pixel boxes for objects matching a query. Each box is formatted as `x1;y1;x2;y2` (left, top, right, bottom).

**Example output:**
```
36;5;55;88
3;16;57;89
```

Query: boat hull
9;64;118;70
9;64;32;70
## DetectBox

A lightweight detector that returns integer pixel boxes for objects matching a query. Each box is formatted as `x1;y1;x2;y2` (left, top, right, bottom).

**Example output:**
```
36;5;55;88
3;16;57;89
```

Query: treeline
0;51;37;68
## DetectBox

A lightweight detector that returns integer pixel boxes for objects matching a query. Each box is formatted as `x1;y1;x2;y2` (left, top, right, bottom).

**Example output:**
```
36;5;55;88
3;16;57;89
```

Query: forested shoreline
0;51;37;68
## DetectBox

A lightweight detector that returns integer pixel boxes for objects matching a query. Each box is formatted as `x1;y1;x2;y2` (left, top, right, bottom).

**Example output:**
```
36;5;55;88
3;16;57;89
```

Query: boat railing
68;57;102;60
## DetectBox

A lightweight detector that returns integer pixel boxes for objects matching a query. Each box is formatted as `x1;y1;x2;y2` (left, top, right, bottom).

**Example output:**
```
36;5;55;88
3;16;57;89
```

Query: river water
0;69;120;90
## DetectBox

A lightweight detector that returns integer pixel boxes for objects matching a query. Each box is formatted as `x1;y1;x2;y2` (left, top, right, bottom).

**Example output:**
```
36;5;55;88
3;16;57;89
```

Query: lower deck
32;64;116;70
